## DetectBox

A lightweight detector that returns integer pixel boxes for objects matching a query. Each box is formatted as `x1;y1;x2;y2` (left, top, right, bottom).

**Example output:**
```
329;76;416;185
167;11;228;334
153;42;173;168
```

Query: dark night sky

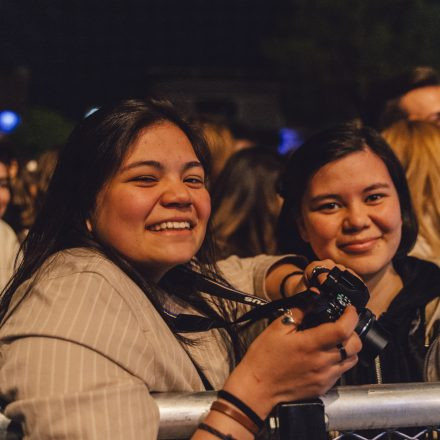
1;0;280;117
3;0;440;127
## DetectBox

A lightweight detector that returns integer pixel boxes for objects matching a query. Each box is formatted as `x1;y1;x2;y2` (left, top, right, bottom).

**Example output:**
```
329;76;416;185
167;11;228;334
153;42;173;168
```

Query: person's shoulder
0;219;19;242
41;248;147;308
404;255;440;272
34;247;138;297
399;255;440;287
45;248;122;278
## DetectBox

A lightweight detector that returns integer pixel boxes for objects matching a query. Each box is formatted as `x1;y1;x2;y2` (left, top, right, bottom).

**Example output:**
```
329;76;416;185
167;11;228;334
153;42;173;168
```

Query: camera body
300;267;388;363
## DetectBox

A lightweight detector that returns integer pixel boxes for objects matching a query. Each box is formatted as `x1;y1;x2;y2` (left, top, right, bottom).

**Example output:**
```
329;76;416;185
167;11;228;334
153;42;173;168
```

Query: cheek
120;195;150;222
302;214;340;257
109;191;156;225
378;200;403;235
304;214;338;242
196;191;211;225
93;189;156;237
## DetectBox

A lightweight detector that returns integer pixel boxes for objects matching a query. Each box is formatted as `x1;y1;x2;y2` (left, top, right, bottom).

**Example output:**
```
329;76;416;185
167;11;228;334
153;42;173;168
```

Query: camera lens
356;309;389;364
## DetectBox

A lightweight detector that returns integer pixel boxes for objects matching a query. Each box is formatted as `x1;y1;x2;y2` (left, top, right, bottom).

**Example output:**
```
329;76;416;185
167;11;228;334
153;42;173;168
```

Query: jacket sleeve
217;254;306;299
0;270;160;439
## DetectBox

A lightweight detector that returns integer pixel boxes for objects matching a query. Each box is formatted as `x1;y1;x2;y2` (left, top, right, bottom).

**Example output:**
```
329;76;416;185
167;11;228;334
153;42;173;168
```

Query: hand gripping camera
300;266;389;363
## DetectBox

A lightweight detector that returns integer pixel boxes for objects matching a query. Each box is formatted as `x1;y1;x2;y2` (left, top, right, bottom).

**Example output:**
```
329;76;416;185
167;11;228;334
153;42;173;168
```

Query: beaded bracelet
211;400;259;435
279;270;304;298
217;390;264;431
198;422;236;440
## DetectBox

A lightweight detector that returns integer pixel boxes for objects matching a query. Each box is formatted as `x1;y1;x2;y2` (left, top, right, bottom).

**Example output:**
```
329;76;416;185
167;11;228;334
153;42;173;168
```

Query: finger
304;260;344;288
332;333;362;363
270;307;305;334
302;305;359;349
304;260;332;286
337;353;359;374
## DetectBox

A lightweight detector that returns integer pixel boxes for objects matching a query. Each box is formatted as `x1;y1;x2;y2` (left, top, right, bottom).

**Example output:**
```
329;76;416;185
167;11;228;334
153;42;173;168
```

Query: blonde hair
199;120;235;184
382;120;440;259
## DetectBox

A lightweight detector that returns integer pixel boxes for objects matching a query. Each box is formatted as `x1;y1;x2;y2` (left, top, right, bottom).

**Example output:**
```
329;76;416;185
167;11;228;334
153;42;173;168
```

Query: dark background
1;0;440;152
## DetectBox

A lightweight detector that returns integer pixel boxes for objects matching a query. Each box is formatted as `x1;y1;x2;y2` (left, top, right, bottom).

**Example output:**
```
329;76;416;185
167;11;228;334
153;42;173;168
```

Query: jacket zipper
375;355;383;384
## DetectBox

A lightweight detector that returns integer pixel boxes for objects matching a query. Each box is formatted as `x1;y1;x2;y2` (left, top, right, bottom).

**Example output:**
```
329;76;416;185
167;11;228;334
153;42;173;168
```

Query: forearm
265;261;305;300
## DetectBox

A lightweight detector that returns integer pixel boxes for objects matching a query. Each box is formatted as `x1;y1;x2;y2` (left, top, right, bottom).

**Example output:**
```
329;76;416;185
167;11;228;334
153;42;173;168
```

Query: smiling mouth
146;221;192;231
338;238;379;253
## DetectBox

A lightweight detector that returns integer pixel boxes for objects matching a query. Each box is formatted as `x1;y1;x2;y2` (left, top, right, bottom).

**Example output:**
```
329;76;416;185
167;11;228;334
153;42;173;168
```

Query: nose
342;204;371;232
161;180;192;208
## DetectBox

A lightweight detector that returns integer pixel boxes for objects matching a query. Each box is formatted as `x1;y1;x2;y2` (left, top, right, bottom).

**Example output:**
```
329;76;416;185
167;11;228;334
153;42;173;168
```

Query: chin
349;261;390;279
160;251;198;267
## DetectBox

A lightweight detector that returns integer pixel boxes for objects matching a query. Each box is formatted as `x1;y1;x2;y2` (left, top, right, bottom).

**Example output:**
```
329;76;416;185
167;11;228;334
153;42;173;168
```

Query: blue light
278;128;303;155
84;107;99;118
0;110;21;133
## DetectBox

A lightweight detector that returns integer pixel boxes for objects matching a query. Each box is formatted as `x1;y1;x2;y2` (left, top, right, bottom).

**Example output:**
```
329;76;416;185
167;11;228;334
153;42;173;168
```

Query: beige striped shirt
0;248;290;439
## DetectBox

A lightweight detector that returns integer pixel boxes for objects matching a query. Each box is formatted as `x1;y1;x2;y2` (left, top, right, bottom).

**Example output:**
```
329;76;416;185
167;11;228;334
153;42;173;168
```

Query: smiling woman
0;99;362;439
277;121;440;385
90;122;211;281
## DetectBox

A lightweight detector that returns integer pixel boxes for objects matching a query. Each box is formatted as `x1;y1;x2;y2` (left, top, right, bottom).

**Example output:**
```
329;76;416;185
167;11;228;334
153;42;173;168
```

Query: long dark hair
0;99;245;366
211;147;284;258
277;121;418;261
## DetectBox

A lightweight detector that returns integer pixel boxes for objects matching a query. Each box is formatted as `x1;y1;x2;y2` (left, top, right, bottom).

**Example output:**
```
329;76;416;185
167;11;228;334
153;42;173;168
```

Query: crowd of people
0;66;439;439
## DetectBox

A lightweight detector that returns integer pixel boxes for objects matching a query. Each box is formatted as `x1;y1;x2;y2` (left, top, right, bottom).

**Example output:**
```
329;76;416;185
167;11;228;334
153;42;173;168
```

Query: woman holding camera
276;122;440;385
0;99;361;439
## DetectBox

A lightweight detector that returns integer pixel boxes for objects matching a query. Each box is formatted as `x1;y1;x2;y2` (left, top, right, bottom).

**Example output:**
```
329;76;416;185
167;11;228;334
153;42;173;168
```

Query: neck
363;263;403;317
136;262;170;284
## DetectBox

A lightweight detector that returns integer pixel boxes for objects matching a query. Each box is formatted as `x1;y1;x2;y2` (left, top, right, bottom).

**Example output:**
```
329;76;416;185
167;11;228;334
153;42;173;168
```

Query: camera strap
170;272;318;333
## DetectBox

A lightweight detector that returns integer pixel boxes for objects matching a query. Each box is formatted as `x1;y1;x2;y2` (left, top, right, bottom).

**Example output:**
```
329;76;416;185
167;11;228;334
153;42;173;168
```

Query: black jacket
343;256;440;385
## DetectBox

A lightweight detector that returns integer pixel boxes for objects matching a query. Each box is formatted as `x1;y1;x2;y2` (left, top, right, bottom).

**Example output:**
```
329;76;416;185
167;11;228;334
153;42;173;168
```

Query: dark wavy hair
211;147;284;258
276;122;418;262
0;98;245;366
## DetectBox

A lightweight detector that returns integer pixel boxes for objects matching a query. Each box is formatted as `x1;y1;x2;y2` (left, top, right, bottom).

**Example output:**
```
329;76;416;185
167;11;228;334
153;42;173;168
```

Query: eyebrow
121;160;203;172
309;183;391;203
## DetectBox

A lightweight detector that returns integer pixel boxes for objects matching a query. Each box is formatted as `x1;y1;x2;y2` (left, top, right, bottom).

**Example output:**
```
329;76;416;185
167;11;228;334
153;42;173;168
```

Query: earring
85;219;93;233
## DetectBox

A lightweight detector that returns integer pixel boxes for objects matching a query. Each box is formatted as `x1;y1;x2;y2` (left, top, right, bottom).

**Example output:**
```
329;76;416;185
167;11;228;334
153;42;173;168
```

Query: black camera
300;266;388;364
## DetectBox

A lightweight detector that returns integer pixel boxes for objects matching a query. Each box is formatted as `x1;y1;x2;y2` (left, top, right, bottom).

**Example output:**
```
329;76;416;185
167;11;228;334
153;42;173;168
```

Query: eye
131;175;158;186
315;202;341;212
365;193;385;203
184;175;205;188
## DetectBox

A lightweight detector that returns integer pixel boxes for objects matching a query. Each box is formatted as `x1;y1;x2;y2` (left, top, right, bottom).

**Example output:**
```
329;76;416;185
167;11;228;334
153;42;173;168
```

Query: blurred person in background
6;158;38;240
211;147;284;259
2;148;59;241
197;116;236;185
0;148;20;291
33;148;59;214
382;120;440;268
229;121;257;151
0;140;21;235
365;66;440;130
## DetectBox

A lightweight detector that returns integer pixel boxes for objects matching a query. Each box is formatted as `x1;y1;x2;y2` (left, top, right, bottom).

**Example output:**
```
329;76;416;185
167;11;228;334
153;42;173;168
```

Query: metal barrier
0;382;439;439
154;382;440;439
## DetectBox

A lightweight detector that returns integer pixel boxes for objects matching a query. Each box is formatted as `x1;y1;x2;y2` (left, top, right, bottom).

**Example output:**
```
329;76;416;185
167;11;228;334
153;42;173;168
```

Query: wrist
280;271;304;298
222;362;277;421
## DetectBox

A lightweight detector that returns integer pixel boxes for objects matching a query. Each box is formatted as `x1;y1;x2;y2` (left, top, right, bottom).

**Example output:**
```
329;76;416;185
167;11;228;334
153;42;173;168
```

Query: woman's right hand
222;304;362;421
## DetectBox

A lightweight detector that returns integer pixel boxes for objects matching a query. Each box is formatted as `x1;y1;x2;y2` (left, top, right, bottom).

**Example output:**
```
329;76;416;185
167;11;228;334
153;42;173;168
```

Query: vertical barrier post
277;399;327;440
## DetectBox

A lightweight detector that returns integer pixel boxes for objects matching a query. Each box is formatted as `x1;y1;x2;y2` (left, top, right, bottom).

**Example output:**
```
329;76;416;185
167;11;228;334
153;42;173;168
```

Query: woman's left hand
279;259;364;298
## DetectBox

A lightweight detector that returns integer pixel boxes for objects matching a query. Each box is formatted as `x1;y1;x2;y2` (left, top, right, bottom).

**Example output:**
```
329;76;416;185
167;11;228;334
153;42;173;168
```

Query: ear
85;219;93;233
297;216;309;243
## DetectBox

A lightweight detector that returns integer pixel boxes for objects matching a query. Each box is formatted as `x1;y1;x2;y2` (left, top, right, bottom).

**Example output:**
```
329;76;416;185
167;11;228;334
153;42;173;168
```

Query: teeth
148;221;191;231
